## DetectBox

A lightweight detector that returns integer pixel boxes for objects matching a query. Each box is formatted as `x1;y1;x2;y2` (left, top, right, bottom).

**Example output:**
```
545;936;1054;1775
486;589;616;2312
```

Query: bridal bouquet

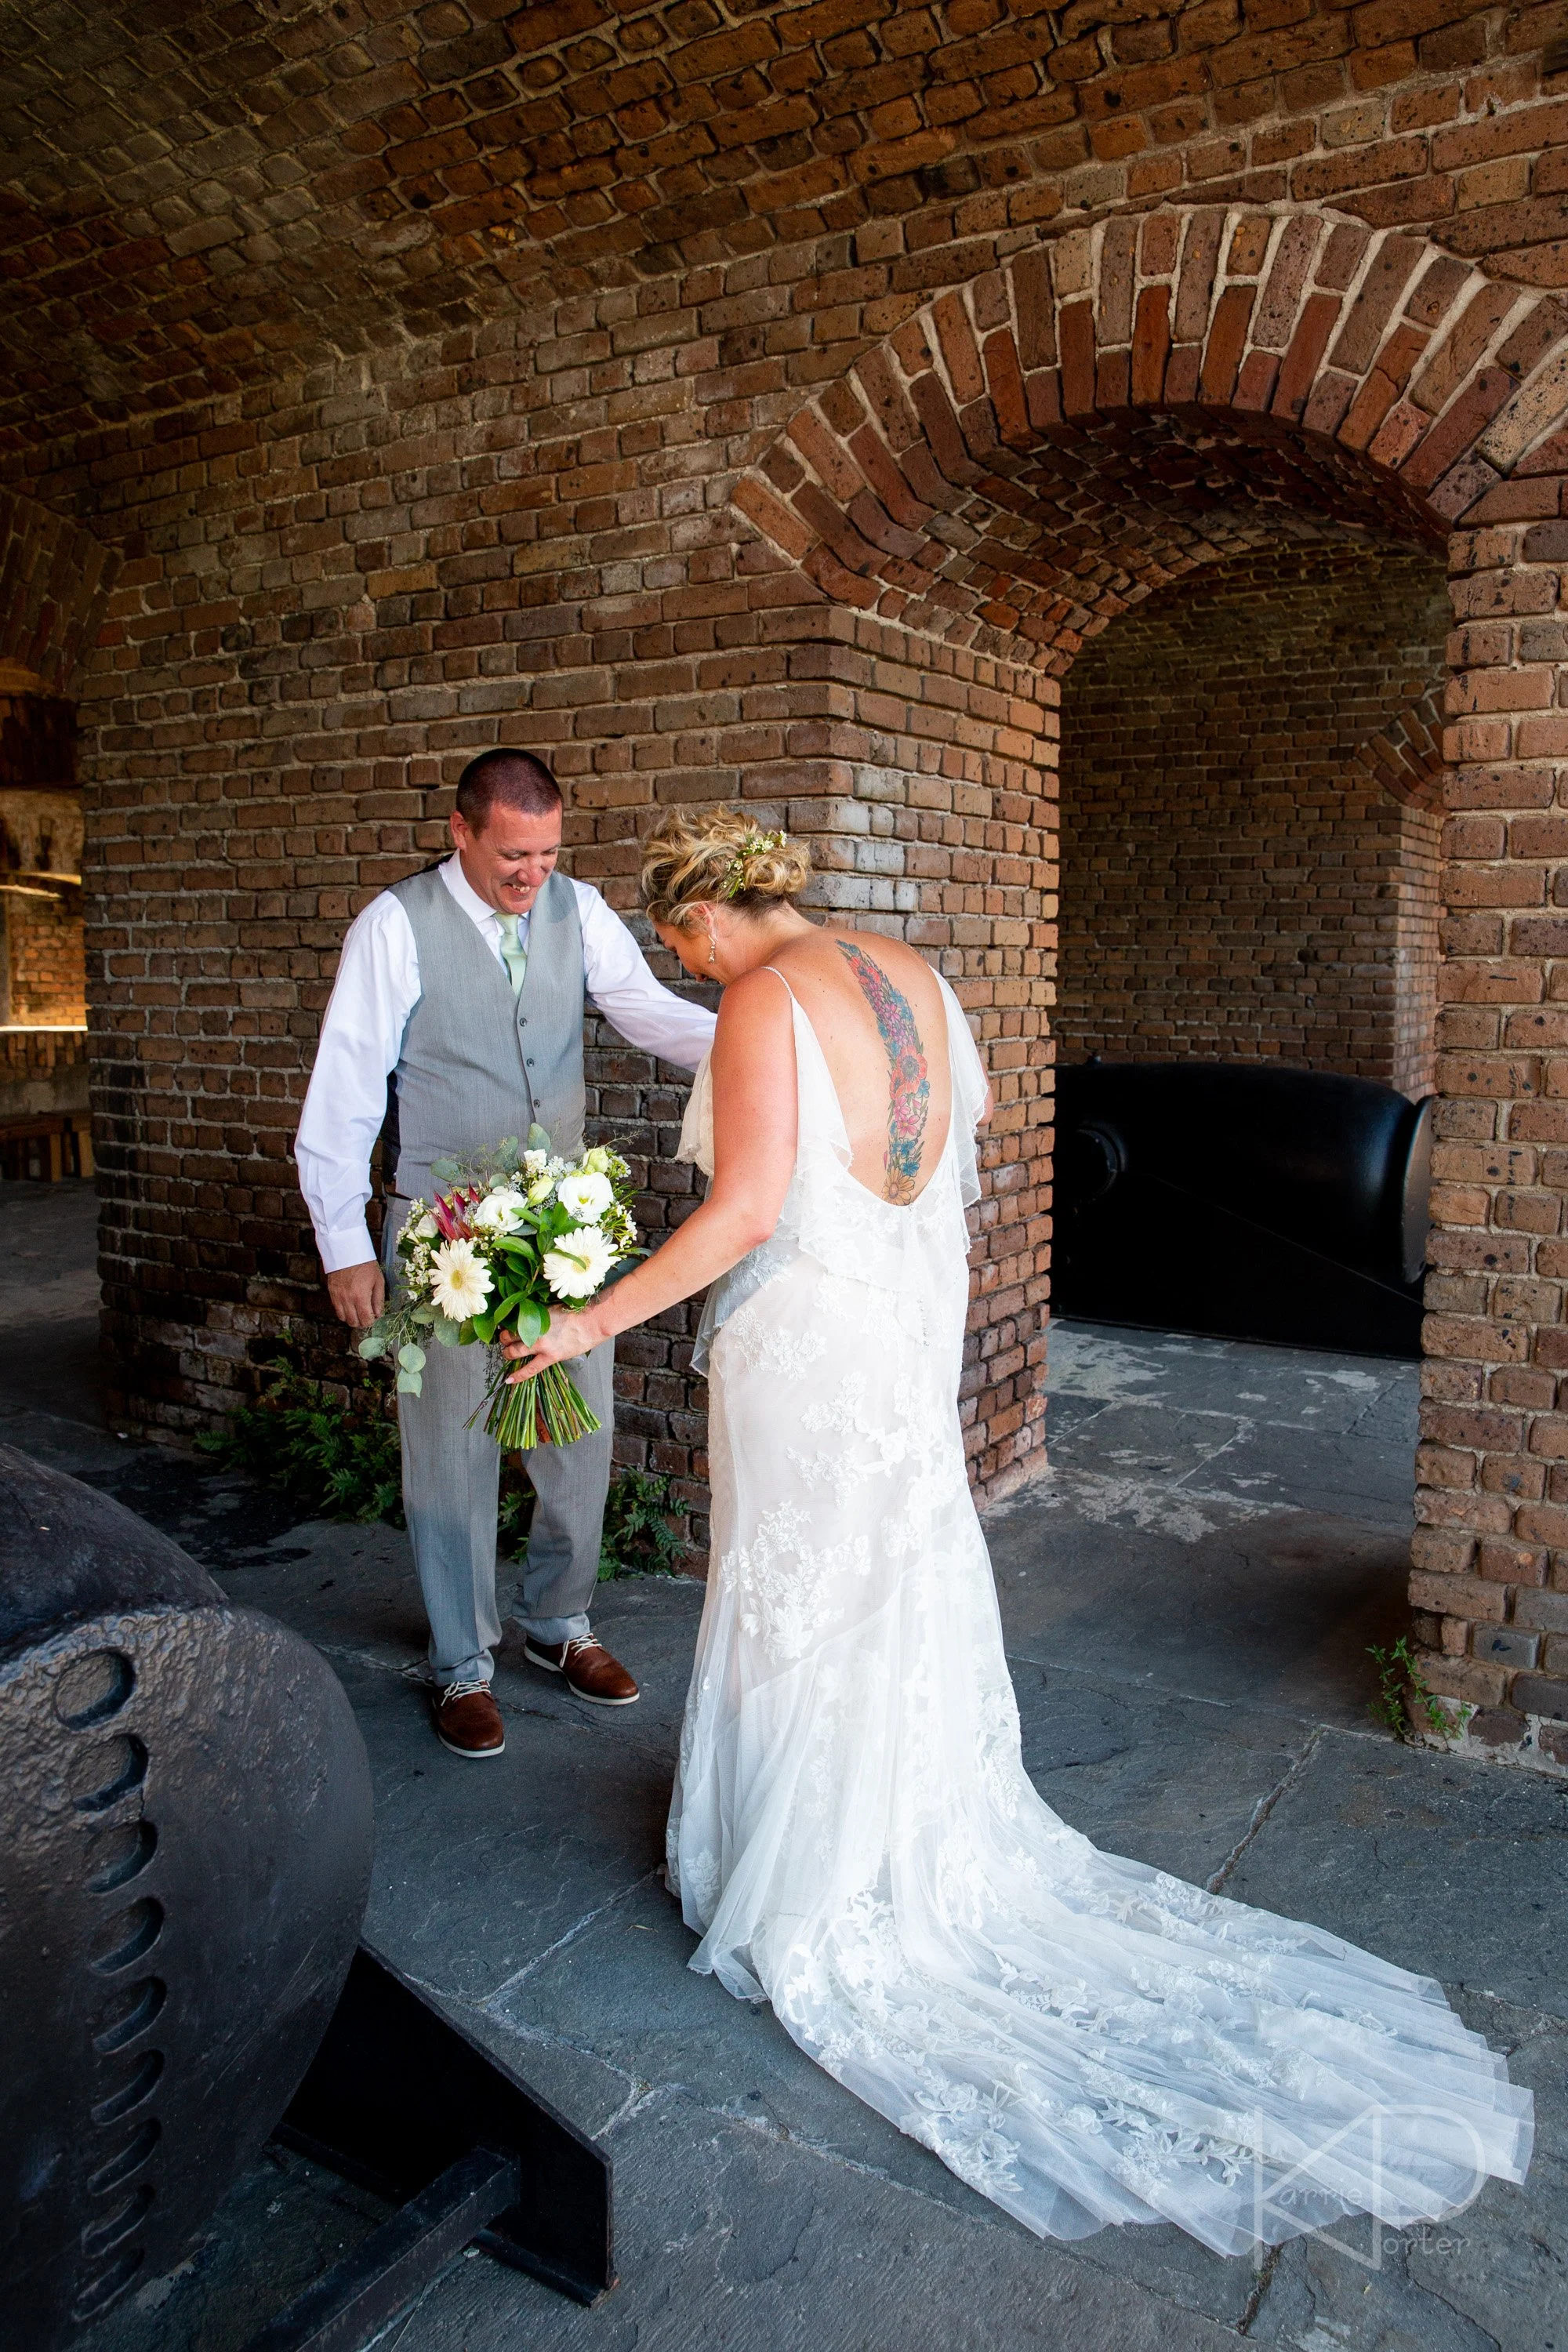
358;1131;638;1449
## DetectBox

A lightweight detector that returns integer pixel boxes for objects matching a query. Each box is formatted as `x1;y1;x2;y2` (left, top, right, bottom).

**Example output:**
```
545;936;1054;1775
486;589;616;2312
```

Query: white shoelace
439;1677;491;1707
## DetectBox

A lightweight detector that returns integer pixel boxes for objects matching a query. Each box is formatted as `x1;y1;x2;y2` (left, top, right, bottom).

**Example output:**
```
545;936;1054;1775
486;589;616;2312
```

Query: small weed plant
201;1342;684;1573
1367;1635;1472;1743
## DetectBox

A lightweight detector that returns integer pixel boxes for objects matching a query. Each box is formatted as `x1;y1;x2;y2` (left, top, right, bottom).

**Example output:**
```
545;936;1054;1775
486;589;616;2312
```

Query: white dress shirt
296;855;716;1272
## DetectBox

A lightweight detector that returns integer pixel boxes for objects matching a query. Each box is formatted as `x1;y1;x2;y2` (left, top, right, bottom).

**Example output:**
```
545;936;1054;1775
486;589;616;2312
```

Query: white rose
471;1187;527;1232
412;1213;437;1239
523;1149;549;1174
543;1226;618;1300
430;1239;493;1320
582;1145;612;1174
555;1170;614;1222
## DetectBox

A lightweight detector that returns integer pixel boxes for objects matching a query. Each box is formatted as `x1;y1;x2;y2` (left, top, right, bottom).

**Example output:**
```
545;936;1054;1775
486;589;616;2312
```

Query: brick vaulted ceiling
3;0;1568;453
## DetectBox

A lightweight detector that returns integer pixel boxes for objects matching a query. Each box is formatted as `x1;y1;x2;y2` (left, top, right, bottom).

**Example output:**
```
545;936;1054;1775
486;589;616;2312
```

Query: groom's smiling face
449;804;563;918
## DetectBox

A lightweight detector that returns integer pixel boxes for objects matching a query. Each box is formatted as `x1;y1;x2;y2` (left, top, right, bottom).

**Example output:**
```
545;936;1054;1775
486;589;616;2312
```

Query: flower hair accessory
723;827;788;900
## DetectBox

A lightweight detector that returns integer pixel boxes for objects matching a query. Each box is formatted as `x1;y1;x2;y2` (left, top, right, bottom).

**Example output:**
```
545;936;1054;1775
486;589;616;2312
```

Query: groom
296;751;715;1758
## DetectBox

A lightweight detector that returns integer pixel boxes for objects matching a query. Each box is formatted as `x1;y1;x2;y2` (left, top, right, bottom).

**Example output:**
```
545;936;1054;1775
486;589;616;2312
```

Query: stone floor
5;1180;1566;2352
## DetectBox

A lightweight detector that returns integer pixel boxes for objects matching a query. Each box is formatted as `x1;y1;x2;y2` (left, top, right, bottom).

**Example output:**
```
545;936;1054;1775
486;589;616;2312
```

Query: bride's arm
503;967;798;1376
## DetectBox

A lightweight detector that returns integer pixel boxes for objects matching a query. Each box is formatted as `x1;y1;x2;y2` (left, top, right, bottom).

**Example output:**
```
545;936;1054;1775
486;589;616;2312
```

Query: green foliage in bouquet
358;1127;642;1452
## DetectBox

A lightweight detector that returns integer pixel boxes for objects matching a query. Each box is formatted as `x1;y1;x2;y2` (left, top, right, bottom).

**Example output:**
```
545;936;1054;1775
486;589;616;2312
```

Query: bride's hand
501;1310;596;1380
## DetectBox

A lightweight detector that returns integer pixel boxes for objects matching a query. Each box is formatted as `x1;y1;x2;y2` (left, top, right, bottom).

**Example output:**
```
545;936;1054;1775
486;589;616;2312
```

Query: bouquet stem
475;1357;602;1451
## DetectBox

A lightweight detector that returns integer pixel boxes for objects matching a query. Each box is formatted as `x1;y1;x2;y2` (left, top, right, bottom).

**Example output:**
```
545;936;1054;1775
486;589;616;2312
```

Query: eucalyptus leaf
358;1330;387;1360
527;1123;553;1155
396;1370;423;1396
412;1305;435;1325
430;1156;461;1184
397;1342;426;1373
431;1317;462;1347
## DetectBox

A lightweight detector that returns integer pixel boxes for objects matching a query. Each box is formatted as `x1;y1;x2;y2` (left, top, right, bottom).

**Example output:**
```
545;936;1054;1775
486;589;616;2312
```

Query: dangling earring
706;924;717;969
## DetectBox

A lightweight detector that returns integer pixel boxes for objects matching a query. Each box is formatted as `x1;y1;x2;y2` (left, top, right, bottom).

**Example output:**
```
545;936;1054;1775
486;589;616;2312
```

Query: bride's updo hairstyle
641;804;811;927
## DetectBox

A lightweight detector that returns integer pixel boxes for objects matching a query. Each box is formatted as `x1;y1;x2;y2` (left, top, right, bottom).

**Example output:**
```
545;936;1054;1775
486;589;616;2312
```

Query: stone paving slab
1014;1664;1309;1888
990;1500;1412;1730
9;1272;1554;2352
1045;1320;1416;1435
285;2090;1248;2352
1220;1727;1568;2017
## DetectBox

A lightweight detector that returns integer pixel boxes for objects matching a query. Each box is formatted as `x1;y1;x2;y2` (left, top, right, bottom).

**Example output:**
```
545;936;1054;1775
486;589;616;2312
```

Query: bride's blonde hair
641;804;812;927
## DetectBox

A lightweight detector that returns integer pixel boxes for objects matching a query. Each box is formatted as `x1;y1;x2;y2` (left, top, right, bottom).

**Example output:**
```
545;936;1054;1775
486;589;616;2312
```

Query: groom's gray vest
383;863;586;1198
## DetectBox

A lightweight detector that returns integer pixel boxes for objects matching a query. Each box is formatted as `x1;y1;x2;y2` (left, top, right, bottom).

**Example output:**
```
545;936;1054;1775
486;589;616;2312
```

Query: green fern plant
200;1345;683;1577
198;1346;405;1526
599;1468;684;1580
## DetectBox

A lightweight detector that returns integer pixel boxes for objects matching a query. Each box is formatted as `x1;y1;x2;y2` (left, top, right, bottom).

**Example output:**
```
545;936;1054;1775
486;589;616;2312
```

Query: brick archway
734;205;1568;662
727;201;1568;1760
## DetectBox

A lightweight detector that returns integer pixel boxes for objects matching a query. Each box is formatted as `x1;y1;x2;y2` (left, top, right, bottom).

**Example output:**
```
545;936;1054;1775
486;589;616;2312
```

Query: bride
501;805;1532;2257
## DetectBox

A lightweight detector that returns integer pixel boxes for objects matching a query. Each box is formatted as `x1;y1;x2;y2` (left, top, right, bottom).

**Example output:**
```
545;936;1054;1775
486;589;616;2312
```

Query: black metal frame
241;1944;614;2352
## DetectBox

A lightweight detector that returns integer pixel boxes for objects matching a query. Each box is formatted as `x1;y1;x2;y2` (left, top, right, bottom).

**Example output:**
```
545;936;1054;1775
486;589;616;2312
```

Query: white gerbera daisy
430;1239;493;1320
543;1226;618;1300
471;1187;527;1232
555;1170;614;1222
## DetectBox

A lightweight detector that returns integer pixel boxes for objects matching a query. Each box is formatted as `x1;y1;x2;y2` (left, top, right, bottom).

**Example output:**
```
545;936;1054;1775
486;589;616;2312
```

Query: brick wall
0;1025;88;1122
4;891;85;1027
13;0;1568;1762
1058;543;1446;1098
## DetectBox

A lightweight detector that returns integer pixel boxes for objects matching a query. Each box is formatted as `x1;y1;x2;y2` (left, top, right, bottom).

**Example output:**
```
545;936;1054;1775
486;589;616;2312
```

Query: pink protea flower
431;1185;482;1242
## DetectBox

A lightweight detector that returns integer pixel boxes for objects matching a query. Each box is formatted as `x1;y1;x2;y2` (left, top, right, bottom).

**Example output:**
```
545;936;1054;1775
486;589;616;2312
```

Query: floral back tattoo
836;941;931;1204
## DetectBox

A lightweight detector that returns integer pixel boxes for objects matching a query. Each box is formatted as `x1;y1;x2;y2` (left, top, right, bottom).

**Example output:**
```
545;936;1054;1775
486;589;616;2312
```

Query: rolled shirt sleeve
296;893;421;1273
574;882;717;1070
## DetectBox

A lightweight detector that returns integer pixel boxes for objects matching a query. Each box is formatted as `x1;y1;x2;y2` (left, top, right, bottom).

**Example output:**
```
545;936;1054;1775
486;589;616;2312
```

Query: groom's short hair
455;750;563;830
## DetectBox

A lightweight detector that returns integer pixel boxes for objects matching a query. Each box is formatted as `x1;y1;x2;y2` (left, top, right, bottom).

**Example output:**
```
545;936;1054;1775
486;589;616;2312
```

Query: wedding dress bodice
666;960;1531;2257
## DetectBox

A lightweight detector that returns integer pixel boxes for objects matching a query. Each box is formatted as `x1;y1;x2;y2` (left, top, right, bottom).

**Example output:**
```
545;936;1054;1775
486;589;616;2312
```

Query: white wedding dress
668;968;1532;2256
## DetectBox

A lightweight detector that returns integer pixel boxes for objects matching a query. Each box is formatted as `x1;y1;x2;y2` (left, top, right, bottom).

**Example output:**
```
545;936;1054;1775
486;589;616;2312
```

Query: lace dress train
666;975;1532;2257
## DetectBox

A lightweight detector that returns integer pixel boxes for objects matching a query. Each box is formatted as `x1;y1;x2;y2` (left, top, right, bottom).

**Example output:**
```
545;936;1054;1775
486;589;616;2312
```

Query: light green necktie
497;913;527;997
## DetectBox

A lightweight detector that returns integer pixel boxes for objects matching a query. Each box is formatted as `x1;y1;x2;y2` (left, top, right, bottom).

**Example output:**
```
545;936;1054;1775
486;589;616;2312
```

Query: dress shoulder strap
760;964;799;1004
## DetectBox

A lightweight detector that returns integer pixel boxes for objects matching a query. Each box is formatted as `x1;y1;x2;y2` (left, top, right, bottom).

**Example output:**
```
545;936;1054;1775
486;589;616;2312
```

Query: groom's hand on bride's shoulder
327;1261;385;1330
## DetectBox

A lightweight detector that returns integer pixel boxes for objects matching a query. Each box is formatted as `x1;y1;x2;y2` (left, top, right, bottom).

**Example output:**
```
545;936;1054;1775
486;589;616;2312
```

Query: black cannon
1;1446;612;2352
1052;1061;1432;1357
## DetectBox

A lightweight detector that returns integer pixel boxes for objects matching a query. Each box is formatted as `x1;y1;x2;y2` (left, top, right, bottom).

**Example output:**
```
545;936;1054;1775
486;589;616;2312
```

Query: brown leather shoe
523;1635;639;1707
433;1679;506;1757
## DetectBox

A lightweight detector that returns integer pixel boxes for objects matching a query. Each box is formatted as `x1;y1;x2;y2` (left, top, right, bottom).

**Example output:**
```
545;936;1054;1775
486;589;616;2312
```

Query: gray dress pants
382;1198;615;1686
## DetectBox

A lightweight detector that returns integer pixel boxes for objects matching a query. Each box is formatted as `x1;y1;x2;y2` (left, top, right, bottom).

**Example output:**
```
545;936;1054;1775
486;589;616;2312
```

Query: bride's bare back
767;927;953;1207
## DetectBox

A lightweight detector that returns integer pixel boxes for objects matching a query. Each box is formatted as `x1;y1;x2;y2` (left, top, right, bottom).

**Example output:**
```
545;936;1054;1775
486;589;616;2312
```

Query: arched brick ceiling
753;397;1434;667
2;0;1568;450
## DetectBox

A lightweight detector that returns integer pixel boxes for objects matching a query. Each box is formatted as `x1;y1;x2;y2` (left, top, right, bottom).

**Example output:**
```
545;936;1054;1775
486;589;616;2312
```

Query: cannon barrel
0;1446;374;2349
1053;1062;1432;1356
